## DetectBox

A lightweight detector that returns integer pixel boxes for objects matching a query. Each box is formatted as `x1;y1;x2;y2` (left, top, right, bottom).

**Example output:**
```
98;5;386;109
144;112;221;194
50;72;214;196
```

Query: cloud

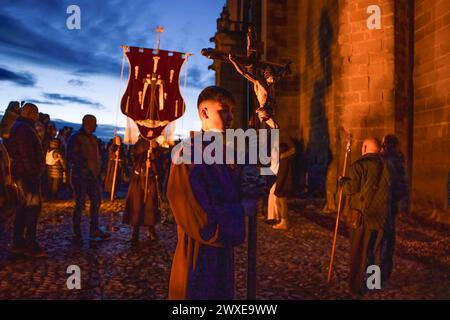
24;99;58;105
0;11;119;76
0;66;36;86
187;66;201;86
42;93;104;109
0;1;162;77
186;65;215;89
68;79;86;87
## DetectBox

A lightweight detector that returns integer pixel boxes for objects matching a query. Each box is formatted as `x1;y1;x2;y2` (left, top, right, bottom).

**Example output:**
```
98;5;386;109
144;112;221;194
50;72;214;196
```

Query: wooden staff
110;143;120;201
327;134;352;283
144;142;153;203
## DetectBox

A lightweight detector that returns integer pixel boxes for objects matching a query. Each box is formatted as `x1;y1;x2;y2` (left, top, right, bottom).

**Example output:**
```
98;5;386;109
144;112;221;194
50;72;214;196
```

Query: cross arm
201;48;288;72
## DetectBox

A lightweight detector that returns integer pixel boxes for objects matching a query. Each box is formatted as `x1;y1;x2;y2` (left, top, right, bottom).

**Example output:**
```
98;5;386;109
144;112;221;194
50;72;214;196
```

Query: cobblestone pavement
0;198;448;300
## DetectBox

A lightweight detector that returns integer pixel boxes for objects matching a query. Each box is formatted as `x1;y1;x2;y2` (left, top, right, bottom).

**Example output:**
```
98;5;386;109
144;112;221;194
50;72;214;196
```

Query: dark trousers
381;227;396;282
13;179;42;247
71;172;101;233
349;225;394;293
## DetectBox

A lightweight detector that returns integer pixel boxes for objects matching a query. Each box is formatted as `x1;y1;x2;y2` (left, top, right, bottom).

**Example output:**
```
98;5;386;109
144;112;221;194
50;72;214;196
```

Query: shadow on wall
304;7;334;196
291;135;306;194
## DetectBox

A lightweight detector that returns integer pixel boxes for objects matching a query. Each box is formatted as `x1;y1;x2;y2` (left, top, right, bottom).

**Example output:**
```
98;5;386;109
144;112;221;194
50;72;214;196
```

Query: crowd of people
0;84;409;298
1;101;75;201
0;101;171;258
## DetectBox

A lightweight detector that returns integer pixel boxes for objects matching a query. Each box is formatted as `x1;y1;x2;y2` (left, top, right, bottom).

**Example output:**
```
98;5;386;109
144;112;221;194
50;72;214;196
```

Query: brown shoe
272;219;288;230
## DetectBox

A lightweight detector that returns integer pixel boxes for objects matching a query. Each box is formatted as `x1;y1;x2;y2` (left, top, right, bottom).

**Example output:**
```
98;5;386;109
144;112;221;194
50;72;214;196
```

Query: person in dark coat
57;126;69;155
42;122;57;155
0;101;20;141
39;113;50;131
123;137;161;243
340;138;399;294
104;136;125;199
7;103;47;258
380;134;409;283
66;115;110;240
0;140;13;216
34;120;46;142
0;141;9;205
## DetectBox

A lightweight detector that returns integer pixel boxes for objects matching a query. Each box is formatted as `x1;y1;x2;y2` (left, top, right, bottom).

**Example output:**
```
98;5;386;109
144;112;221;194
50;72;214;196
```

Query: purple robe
167;137;245;300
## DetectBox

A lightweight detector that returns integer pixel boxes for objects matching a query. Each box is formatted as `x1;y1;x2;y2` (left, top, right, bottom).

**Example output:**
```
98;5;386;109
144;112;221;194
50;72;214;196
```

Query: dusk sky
0;0;225;138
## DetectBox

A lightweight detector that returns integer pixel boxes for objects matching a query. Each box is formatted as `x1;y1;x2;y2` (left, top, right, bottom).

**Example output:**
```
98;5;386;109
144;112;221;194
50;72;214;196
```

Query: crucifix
201;15;291;300
201;37;290;130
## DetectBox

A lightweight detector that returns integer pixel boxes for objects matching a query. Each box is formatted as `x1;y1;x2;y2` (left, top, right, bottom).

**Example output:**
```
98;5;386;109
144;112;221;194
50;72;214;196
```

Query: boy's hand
338;176;351;186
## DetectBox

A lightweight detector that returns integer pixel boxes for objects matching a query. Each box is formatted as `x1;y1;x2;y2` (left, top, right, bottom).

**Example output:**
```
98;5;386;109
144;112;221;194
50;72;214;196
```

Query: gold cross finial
156;26;165;51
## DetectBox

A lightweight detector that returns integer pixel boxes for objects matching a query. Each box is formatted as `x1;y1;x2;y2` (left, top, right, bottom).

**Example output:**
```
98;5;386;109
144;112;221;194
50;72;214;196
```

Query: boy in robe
167;86;272;299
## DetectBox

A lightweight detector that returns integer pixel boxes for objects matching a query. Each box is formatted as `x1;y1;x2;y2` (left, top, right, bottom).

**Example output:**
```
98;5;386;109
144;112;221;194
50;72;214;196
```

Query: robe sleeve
189;164;245;247
167;161;245;248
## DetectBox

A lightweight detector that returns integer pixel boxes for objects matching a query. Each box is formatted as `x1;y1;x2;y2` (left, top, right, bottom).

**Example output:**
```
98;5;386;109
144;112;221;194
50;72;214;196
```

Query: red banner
120;46;186;139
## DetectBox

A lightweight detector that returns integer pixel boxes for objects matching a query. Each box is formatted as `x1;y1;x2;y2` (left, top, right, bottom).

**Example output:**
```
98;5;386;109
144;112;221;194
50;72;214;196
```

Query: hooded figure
123;137;161;243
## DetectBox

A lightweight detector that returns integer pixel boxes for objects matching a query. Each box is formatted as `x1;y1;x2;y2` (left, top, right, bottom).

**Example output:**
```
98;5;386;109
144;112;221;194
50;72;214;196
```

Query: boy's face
199;99;235;132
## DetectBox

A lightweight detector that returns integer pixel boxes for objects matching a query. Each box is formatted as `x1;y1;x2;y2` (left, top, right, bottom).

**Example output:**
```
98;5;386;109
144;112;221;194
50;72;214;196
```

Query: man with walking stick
337;138;399;294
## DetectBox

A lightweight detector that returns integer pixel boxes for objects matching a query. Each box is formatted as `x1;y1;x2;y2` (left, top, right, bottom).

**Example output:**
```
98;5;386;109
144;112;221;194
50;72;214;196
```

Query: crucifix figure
232;25;291;129
202;27;290;130
228;52;290;129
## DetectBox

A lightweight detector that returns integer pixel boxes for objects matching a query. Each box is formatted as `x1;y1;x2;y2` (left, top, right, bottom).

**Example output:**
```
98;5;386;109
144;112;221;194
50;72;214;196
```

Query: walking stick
154;165;163;209
110;144;120;201
327;134;352;284
144;143;153;203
